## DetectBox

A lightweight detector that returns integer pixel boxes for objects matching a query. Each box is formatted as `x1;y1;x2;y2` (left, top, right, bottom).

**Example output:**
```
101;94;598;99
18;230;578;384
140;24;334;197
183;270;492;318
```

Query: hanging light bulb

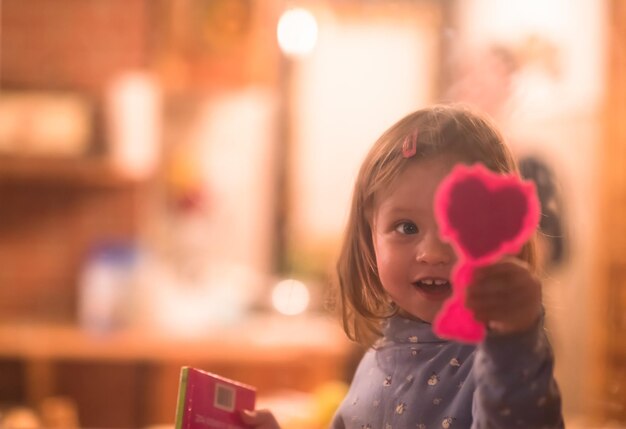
277;8;318;57
271;278;310;316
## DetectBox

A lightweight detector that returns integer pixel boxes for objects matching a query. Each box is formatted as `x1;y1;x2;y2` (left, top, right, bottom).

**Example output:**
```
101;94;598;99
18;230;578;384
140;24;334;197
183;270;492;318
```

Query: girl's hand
240;409;281;429
465;257;542;336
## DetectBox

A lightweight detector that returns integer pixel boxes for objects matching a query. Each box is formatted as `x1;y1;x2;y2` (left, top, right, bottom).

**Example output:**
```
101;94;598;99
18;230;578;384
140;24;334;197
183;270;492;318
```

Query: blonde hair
335;104;537;345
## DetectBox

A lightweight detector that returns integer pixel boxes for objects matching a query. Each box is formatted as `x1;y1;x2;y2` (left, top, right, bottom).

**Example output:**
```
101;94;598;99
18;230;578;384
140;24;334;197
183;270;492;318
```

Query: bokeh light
271;278;310;315
277;8;318;57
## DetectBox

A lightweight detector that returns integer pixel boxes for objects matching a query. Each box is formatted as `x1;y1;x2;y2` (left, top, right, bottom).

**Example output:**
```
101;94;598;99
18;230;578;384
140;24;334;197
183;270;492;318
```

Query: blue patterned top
330;315;563;429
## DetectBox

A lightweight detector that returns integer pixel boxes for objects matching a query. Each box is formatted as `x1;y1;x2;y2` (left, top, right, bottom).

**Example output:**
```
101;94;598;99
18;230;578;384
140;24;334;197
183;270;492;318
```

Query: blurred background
0;0;624;428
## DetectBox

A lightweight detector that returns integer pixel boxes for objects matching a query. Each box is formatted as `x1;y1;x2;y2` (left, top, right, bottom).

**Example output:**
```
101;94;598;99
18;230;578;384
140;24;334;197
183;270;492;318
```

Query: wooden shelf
0;155;140;188
0;315;352;363
0;315;355;428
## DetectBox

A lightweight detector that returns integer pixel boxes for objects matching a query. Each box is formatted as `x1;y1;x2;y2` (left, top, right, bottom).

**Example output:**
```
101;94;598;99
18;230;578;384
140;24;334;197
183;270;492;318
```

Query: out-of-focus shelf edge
0;155;145;188
0;316;354;363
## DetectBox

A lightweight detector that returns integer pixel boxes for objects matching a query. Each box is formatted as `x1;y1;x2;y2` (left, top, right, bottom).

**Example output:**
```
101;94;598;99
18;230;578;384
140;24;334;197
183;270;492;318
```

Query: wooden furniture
0;155;144;323
0;156;134;188
0;315;356;428
591;0;626;424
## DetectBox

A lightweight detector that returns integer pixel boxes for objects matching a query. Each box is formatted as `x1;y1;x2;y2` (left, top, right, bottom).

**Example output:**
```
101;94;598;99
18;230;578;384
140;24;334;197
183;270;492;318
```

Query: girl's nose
415;232;454;265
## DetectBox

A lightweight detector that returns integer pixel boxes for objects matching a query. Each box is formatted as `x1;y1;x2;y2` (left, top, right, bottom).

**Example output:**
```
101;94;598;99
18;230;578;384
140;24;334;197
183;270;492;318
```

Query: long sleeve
471;320;564;429
329;411;346;429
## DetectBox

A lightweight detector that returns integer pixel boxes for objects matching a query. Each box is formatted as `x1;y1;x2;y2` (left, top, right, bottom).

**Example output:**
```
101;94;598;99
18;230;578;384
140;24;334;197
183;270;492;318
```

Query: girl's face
371;152;460;323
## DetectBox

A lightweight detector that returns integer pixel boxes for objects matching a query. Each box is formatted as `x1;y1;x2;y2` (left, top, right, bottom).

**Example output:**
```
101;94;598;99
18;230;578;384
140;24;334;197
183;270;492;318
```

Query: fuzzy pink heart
435;163;540;265
433;163;540;343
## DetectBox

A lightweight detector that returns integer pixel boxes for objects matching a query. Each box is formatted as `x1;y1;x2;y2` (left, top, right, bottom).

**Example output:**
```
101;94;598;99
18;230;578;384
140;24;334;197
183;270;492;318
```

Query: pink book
175;367;257;429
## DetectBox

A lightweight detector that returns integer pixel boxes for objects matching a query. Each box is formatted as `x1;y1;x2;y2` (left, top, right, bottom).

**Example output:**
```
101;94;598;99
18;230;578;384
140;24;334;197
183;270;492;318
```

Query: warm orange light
107;72;161;180
271;279;310;315
277;8;318;57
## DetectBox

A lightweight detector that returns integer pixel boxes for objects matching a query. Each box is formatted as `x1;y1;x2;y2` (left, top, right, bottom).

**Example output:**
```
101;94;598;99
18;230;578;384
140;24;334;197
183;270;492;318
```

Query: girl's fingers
466;277;536;306
464;258;542;333
469;293;529;318
468;261;540;300
240;410;281;429
471;262;530;281
466;282;533;313
470;299;533;323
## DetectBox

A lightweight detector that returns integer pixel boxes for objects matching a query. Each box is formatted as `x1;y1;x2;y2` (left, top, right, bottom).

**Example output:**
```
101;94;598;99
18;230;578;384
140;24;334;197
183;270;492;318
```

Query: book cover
175;366;256;429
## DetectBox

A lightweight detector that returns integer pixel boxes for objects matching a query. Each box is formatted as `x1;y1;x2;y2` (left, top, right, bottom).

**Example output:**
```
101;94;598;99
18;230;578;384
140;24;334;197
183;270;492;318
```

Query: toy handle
433;263;486;343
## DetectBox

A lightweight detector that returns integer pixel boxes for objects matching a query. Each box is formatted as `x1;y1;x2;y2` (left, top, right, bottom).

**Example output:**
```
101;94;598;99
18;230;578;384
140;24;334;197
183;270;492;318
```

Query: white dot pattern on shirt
331;316;561;429
428;373;439;386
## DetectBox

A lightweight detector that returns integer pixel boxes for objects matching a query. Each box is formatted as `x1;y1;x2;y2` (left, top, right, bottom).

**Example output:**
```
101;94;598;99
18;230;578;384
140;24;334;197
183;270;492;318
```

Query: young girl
242;105;564;429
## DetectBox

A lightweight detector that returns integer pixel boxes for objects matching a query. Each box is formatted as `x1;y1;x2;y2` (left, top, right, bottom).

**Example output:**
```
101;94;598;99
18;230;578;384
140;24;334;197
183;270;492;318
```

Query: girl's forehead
372;152;465;212
394;152;466;188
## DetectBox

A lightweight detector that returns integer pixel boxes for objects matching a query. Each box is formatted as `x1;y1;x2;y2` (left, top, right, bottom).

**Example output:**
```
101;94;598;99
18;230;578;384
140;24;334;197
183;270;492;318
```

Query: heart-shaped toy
433;163;540;343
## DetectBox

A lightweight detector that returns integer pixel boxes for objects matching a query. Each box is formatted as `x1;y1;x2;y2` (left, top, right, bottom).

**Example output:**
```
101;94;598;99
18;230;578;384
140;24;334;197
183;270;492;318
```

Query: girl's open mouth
413;278;452;300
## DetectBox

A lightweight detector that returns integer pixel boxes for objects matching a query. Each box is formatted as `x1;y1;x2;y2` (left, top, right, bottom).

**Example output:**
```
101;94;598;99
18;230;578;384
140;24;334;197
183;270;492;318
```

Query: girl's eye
395;222;418;235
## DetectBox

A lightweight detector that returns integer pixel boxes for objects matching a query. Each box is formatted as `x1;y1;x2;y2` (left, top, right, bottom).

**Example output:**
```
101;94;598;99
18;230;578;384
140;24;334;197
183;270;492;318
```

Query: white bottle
77;242;136;333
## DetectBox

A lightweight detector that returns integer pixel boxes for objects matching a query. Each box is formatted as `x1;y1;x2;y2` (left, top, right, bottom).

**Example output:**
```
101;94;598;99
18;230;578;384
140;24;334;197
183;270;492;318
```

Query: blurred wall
288;2;442;278
1;0;151;94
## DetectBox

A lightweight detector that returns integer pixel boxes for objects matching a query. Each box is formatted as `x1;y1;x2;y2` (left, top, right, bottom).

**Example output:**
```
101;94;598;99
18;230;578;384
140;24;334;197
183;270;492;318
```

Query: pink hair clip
401;129;418;158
